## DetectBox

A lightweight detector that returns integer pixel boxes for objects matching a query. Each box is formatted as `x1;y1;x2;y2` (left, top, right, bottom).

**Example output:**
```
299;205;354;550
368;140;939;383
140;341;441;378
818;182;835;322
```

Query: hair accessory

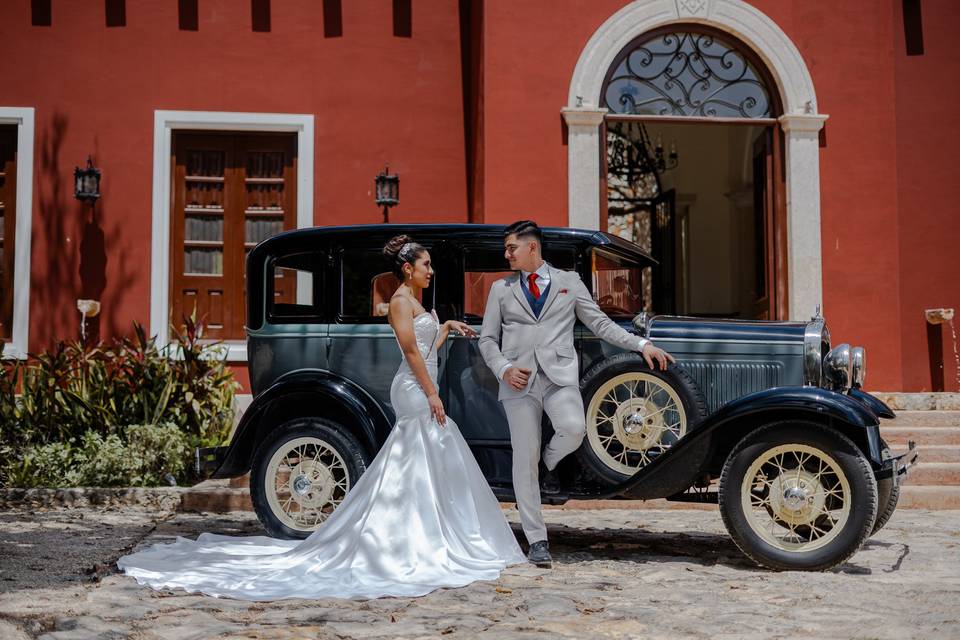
398;242;418;261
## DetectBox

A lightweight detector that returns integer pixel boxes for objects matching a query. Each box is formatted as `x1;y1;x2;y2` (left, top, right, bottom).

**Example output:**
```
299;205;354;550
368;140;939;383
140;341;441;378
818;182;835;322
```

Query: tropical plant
0;316;239;487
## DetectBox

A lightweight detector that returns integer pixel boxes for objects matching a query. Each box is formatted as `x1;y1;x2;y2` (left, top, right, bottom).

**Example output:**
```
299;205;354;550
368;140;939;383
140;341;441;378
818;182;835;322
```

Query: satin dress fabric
116;310;525;600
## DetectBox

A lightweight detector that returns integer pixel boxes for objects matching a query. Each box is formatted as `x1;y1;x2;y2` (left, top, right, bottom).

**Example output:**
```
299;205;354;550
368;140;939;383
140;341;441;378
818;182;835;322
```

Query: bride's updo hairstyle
383;235;426;280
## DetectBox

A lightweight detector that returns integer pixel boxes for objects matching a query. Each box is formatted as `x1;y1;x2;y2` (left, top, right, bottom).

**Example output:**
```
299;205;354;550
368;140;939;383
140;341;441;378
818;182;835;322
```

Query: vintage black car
197;224;916;571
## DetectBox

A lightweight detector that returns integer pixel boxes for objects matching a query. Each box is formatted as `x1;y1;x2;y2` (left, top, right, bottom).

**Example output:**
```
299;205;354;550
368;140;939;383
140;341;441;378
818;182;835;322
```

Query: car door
439;243;580;439
440;245;513;444
326;243;435;413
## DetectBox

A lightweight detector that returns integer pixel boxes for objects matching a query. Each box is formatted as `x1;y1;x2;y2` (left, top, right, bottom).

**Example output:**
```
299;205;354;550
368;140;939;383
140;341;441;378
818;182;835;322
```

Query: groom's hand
641;343;675;370
503;367;532;390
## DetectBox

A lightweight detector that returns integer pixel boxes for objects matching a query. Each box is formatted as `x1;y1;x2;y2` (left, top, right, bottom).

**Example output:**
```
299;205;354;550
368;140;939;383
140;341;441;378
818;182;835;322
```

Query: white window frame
150;110;314;362
0;107;35;360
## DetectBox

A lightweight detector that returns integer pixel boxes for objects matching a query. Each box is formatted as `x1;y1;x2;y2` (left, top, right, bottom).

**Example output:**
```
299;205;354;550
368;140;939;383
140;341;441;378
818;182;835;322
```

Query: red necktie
527;273;541;299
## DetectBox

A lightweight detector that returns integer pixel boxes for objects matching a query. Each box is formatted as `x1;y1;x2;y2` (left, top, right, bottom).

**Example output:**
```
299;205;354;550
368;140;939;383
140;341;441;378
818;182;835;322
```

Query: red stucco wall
0;0;468;374
893;0;960;392
2;0;958;392
477;0;960;391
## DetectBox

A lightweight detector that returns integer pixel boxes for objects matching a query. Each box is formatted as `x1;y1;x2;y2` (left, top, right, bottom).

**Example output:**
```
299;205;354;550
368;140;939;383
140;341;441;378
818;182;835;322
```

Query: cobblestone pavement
1;506;958;639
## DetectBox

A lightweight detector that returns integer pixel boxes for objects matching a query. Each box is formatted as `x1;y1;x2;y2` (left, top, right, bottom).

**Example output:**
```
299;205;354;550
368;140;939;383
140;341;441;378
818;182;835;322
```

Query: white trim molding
0;107;35;360
565;0;827;320
150;110;315;362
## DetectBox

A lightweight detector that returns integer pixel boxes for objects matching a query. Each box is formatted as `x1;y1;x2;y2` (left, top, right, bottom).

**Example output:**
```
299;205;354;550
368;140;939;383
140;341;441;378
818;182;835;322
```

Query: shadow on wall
34;112;141;349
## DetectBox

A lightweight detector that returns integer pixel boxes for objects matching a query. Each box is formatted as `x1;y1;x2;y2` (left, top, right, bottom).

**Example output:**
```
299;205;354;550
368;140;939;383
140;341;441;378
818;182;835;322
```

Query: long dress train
116;310;525;600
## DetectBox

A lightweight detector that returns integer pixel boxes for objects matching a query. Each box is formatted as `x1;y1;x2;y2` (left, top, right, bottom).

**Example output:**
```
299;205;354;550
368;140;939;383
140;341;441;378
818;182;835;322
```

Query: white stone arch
562;0;827;320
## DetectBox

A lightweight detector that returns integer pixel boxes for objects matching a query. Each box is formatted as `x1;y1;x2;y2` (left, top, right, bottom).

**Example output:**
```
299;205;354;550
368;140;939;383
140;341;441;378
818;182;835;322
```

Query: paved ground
0;506;958;639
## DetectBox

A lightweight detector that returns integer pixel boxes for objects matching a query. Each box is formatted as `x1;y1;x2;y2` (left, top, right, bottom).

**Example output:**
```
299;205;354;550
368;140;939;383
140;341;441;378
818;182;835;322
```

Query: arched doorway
601;26;784;319
562;0;827;321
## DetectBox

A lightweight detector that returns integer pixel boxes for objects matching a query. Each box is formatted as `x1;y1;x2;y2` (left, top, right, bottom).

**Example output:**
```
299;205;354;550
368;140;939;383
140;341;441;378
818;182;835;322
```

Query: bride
117;235;526;600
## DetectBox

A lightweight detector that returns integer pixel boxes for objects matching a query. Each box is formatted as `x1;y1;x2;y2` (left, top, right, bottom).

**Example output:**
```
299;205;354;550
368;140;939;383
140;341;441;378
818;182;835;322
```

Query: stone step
881;411;960;427
881;427;960;446
179;480;960;514
906;462;960;486
898;485;960;509
892;445;960;463
870;392;960;411
180;480;253;513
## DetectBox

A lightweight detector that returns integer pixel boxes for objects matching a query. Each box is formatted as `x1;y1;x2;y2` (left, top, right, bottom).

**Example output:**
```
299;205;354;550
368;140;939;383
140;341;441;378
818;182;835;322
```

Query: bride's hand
427;393;447;428
445;321;477;338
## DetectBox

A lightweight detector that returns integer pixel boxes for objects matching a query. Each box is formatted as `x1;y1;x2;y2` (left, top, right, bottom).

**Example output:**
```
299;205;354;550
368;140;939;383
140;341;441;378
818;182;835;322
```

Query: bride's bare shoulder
387;294;420;323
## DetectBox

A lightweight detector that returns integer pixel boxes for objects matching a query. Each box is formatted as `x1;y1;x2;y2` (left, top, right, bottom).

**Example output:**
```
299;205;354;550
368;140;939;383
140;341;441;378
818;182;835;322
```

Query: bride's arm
435;320;476;349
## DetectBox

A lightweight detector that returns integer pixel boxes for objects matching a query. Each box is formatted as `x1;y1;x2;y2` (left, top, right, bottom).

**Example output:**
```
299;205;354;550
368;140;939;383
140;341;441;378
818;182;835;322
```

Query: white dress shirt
521;262;552;294
495;262;648;380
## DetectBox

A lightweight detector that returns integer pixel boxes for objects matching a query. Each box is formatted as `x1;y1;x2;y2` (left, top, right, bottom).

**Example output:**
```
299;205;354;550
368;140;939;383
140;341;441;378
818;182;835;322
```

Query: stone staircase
880;410;960;509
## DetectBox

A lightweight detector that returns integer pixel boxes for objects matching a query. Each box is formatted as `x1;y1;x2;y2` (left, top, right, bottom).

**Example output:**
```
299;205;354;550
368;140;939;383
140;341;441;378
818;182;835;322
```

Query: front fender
603;386;884;500
693;386;884;467
211;369;393;478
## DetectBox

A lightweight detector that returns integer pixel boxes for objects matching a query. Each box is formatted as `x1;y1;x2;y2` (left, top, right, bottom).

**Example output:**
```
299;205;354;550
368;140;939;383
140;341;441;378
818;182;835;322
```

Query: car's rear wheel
719;421;877;571
250;418;369;539
576;353;706;485
871;477;900;536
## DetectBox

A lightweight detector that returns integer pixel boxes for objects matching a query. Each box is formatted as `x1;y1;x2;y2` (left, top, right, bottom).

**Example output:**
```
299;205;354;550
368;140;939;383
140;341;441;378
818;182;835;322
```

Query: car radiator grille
680;361;784;414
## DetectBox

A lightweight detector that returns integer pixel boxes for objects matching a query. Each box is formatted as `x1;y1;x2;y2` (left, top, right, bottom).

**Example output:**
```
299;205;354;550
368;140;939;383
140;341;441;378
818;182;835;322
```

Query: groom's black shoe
539;462;561;495
528;540;553;568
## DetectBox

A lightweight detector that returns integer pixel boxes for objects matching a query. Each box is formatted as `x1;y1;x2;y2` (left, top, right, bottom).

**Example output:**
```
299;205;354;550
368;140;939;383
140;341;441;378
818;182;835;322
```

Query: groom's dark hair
504;220;543;246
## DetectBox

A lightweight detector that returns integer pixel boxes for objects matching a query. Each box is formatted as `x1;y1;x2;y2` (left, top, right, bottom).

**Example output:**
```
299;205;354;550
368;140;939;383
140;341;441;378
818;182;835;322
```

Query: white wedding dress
117;310;525;600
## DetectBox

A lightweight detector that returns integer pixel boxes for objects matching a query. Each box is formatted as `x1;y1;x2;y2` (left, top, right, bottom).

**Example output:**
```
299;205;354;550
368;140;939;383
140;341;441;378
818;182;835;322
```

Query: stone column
779;113;829;321
561;107;607;231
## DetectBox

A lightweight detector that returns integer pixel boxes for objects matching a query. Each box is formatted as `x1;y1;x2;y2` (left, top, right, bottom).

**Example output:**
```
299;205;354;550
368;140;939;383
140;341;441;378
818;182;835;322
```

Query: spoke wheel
577;352;706;486
250;419;369;539
586;372;687;476
719;421;877;571
265;436;351;532
741;444;850;553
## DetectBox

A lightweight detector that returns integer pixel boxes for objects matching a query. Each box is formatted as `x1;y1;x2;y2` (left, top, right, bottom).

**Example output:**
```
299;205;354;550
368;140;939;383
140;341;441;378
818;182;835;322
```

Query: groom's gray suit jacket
479;264;649;400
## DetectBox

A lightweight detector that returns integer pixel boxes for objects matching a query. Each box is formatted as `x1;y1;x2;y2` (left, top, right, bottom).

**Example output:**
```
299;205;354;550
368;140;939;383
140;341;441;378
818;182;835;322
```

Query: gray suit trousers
502;369;586;544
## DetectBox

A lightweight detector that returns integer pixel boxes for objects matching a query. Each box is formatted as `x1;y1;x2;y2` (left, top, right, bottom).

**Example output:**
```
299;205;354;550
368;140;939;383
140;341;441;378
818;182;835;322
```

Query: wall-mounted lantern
374;164;399;223
74;155;101;202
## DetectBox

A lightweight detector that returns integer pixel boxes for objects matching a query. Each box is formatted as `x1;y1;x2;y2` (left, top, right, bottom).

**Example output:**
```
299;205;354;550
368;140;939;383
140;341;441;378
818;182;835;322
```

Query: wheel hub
288;460;335;509
615;397;665;451
768;468;826;526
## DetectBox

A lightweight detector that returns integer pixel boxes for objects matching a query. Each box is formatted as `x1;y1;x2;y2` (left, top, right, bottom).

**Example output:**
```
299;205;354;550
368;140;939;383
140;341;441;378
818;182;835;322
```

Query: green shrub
2;423;193;488
0;316;239;488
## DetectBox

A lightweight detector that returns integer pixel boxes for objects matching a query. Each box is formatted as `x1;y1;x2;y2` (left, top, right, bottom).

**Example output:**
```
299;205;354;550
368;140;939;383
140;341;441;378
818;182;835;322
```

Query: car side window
592;249;647;317
462;246;576;322
267;251;326;323
339;248;432;323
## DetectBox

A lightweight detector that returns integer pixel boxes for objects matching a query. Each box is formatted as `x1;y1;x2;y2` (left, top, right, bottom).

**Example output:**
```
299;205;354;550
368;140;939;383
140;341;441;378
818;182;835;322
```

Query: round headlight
851;346;866;388
823;343;852;391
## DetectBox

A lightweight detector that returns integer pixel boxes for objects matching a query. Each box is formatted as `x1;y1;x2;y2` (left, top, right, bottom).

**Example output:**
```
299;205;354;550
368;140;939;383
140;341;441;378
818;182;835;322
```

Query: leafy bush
0;316;239;488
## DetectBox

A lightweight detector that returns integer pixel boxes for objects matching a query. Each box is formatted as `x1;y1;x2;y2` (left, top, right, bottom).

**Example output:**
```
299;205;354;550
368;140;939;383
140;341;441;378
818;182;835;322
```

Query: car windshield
592;249;646;318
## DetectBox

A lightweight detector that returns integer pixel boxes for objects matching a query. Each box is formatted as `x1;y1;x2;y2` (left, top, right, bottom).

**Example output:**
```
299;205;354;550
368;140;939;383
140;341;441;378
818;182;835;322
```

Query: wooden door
0;126;16;341
170;132;296;340
751;128;777;320
651;189;676;315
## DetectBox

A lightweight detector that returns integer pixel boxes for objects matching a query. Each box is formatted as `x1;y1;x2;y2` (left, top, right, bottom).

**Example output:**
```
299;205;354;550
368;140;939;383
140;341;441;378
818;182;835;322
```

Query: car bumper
195;446;229;474
875;440;919;484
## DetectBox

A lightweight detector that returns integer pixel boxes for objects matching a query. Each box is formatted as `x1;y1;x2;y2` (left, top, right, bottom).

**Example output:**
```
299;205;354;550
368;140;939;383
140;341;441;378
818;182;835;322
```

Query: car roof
249;223;655;264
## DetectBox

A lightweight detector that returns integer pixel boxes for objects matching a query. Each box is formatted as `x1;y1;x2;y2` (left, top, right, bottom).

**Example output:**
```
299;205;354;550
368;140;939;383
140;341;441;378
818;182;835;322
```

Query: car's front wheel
718;421;878;571
576;353;706;485
250;418;369;539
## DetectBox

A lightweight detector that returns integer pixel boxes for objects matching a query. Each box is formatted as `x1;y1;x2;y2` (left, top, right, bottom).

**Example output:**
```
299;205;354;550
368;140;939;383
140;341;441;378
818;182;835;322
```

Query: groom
479;220;674;568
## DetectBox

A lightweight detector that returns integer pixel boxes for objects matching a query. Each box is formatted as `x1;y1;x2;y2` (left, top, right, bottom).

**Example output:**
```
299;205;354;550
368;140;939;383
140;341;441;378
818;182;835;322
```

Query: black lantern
374;164;399;222
74;155;101;202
